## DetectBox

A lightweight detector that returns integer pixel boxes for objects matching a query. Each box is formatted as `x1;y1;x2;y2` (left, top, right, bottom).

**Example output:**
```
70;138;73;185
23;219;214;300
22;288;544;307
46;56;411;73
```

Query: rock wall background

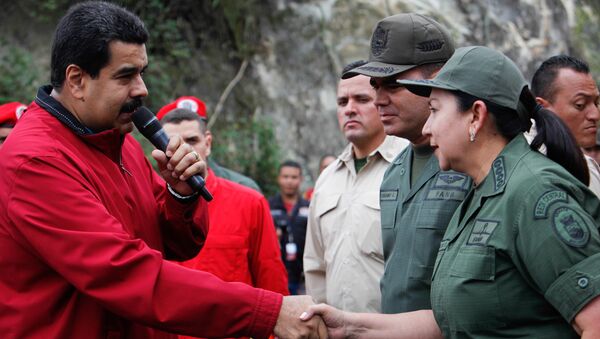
0;0;598;193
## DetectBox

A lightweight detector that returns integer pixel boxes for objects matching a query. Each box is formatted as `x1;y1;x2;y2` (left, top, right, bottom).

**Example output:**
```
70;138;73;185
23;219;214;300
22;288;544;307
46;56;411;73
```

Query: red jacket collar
34;86;125;163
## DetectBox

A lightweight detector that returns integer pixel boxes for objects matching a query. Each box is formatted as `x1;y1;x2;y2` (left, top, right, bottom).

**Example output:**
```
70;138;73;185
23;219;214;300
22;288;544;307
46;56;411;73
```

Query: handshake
273;295;347;339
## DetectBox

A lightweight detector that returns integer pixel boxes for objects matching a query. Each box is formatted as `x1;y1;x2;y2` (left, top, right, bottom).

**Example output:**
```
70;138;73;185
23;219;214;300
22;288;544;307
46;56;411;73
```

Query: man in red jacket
158;98;289;293
0;2;323;339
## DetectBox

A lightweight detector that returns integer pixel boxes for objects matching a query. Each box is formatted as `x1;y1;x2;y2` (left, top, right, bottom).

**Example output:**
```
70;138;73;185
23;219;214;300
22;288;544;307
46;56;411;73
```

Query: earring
469;128;476;142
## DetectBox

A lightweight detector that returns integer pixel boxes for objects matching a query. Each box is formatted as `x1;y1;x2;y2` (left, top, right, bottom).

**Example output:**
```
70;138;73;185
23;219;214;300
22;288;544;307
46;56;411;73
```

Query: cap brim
397;79;459;97
342;61;417;79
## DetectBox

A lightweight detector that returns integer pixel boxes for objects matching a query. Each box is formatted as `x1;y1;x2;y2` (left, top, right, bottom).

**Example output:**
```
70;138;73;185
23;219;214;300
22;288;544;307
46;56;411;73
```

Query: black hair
50;1;149;90
279;160;302;175
454;88;589;185
417;62;446;78
160;108;207;133
531;55;590;102
0;122;15;128
341;60;368;78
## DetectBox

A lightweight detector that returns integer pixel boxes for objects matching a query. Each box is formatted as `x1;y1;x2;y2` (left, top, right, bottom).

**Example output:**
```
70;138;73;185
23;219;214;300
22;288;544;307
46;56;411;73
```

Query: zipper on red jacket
119;156;132;176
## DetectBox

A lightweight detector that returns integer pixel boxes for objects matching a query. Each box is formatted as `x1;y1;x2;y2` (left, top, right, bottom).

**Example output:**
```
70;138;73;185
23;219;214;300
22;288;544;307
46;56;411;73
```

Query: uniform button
578;277;589;288
399;168;406;175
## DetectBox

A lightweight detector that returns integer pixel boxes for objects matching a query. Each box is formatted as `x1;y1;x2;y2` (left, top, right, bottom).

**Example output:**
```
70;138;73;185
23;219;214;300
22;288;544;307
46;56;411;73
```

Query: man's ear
535;96;551;108
204;130;213;157
64;64;86;101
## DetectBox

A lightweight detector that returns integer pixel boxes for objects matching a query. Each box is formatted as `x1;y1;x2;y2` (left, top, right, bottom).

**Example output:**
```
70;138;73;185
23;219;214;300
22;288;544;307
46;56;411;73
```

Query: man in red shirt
158;98;289;295
0;2;323;338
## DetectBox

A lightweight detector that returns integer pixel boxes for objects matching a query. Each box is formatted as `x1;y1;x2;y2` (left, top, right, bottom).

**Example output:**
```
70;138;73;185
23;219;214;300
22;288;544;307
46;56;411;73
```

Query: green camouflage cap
343;13;454;79
398;46;529;119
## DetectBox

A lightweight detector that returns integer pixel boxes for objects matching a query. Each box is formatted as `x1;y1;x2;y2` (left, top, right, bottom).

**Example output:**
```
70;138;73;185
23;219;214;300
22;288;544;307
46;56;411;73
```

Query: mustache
120;97;143;113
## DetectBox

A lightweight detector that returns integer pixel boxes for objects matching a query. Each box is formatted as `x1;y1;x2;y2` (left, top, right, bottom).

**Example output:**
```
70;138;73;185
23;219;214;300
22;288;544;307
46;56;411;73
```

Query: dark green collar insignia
492;156;506;192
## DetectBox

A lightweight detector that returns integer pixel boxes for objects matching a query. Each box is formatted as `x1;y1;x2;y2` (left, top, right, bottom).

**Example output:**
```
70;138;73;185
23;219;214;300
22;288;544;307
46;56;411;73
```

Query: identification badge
285;243;298;261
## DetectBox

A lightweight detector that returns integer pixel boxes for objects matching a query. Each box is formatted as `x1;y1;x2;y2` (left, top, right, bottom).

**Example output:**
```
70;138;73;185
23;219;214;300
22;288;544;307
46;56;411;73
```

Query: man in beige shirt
303;60;408;312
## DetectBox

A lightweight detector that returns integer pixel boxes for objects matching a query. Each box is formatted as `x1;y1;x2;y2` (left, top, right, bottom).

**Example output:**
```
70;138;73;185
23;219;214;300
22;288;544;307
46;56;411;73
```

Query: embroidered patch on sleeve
380;190;398;201
467;219;499;246
534;190;568;219
552;207;590;247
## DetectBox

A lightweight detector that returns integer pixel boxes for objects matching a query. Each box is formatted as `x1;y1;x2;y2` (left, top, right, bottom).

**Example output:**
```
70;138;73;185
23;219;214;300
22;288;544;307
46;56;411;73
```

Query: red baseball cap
0;102;26;126
156;96;207;120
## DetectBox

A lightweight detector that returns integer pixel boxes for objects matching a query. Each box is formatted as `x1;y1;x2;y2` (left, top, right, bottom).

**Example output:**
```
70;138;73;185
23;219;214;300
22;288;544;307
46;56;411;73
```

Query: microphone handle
150;130;213;202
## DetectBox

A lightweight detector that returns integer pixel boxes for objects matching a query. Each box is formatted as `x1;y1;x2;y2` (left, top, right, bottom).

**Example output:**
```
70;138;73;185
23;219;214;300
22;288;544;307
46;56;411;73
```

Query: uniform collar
337;135;401;169
475;134;530;198
35;85;125;163
445;135;531;244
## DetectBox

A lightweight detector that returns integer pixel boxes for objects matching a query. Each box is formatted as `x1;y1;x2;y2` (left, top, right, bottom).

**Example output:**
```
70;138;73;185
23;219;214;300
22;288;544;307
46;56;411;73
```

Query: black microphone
133;106;213;202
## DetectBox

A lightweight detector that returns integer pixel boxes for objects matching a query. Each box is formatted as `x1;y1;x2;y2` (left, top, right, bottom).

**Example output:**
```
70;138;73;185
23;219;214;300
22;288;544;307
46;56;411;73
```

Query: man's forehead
554;68;598;92
106;41;148;69
163;120;203;134
338;75;373;93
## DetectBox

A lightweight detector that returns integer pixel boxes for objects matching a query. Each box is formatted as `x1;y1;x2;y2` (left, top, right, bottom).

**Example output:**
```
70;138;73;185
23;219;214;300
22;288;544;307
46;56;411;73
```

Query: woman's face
422;88;472;171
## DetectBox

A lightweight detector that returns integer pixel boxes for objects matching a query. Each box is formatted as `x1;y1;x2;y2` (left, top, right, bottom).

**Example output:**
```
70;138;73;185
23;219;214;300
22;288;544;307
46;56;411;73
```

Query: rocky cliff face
249;0;599;183
1;0;598;188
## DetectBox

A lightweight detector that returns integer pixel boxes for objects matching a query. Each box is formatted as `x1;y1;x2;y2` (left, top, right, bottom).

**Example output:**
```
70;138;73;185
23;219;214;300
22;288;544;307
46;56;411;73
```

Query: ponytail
521;88;590;185
455;88;590;185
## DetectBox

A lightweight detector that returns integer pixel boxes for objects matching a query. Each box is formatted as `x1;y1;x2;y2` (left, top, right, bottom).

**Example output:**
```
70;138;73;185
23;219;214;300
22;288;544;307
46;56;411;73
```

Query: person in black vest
269;160;310;295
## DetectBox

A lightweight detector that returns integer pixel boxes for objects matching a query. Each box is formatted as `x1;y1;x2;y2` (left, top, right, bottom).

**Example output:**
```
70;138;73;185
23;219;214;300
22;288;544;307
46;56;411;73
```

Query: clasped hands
274;296;347;339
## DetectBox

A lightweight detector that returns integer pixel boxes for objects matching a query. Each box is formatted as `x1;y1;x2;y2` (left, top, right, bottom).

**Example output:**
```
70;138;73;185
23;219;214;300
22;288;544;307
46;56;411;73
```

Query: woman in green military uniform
300;46;600;338
400;46;600;338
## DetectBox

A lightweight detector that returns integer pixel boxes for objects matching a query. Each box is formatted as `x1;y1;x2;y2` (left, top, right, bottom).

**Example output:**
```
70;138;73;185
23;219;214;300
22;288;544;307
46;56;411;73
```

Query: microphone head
133;106;162;138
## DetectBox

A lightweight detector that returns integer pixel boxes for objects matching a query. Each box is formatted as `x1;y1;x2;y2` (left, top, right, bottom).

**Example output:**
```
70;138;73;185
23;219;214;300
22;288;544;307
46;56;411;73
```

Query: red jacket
180;170;289;339
0;92;282;339
182;169;289;291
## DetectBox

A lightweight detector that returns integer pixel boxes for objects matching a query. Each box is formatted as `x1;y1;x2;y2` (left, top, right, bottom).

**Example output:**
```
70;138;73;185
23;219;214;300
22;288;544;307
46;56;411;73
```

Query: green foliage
211;115;280;197
0;44;39;103
217;0;265;57
0;0;282;192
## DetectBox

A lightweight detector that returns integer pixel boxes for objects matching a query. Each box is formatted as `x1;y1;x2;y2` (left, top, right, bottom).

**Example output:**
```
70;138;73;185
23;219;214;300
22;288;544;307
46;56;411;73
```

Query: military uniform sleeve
303;191;327;303
6;156;282;338
514;183;600;323
250;196;290;295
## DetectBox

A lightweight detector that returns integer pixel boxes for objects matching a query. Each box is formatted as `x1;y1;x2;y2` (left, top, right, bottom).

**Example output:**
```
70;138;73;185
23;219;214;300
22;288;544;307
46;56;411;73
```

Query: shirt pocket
355;191;384;262
193;234;250;283
450;245;495;280
380;189;399;229
446;245;505;331
315;193;341;247
410;201;457;282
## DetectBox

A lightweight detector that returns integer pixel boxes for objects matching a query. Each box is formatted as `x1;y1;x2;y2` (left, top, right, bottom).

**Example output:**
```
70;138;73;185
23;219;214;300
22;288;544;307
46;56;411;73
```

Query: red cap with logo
0;102;27;127
156;96;207;120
